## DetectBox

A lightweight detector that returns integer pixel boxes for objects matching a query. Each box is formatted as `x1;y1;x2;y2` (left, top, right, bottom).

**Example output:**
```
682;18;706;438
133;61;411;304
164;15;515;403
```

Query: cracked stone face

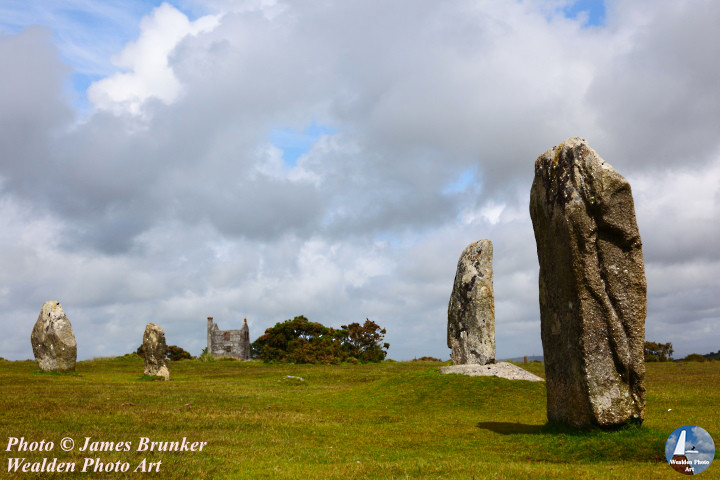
143;323;169;380
447;239;495;365
529;137;646;428
31;301;77;372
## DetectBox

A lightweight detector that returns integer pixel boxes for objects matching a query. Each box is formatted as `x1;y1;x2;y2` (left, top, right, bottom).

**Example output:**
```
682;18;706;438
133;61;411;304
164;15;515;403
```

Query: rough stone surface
143;323;169;380
441;362;544;382
31;301;77;372
529;137;646;428
447;239;495;365
207;317;251;359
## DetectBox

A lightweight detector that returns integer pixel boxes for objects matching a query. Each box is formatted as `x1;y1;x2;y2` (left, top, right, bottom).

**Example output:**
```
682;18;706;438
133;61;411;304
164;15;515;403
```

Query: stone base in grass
440;362;544;382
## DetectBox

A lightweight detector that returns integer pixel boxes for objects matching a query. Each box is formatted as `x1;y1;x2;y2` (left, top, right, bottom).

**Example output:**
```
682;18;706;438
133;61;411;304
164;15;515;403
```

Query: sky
0;0;718;361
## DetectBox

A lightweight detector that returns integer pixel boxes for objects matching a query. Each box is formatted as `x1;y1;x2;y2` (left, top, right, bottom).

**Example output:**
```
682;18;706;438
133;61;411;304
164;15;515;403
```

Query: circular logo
666;425;715;475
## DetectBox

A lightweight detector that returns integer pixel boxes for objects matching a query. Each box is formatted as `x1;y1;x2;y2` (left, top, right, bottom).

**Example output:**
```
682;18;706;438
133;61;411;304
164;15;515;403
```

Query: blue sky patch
0;0;206;112
67;72;101;113
443;168;477;195
269;122;337;167
563;0;606;27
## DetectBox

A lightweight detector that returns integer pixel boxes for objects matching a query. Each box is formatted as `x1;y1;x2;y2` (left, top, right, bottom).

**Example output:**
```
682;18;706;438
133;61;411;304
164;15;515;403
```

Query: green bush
167;345;194;361
136;344;194;361
342;319;389;363
251;316;389;364
683;353;707;362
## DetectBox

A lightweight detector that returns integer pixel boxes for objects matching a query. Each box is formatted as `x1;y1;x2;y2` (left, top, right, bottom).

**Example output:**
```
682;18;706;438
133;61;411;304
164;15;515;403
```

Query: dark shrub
341;319;389;363
136;344;194;361
167;345;194;361
252;316;389;364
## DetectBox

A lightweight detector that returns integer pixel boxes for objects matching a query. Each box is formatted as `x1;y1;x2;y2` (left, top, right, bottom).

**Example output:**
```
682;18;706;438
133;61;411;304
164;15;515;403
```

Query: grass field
1;357;718;479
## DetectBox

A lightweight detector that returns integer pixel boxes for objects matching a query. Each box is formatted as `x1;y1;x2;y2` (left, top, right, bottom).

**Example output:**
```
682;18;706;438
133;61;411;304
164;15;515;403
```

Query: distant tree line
703;350;720;361
644;342;720;362
682;353;707;362
251;316;389;364
643;341;673;362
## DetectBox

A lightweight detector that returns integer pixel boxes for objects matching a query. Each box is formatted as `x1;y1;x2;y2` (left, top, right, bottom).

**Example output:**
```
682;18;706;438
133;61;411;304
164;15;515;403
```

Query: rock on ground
529;137;646;428
447;239;495;365
440;362;544;382
143;323;170;380
31;301;77;372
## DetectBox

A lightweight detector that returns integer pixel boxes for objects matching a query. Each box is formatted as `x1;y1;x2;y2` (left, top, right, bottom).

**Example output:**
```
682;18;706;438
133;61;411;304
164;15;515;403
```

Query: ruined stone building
206;317;251;359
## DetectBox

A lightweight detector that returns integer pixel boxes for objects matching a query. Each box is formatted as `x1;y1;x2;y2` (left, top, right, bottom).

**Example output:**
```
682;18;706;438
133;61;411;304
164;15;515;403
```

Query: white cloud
0;0;718;362
87;3;219;115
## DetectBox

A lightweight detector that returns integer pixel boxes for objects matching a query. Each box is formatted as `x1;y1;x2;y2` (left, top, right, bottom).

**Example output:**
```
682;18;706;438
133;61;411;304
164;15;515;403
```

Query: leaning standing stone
447;239;495;365
143;323;170;381
31;301;77;372
529;137;646;428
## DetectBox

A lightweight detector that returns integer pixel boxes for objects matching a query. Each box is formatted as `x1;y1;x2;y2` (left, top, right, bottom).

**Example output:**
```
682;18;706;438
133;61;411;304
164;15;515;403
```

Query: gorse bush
251;316;345;363
167;345;194;361
251;316;389;364
342;319;390;363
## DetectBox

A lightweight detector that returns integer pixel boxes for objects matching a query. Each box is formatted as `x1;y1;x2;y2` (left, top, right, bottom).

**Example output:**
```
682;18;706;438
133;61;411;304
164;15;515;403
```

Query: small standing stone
31;301;77;372
530;137;646;428
143;323;169;381
447;239;495;365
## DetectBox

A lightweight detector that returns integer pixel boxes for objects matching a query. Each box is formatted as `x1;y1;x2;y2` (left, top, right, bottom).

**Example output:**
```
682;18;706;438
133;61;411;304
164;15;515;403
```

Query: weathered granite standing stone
143;323;169;380
31;301;77;372
447;239;495;365
529;137;646;428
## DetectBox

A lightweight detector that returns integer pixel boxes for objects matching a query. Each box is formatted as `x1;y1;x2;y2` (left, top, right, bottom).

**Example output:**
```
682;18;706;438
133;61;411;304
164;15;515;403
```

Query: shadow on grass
477;420;647;436
137;375;168;382
33;370;79;376
476;421;668;464
476;422;547;435
480;420;670;461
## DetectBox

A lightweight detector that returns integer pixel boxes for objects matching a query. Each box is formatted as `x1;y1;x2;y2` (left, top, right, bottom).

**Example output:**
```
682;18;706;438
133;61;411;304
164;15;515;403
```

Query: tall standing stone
530;137;646;428
31;301;77;372
447;239;495;365
143;323;169;380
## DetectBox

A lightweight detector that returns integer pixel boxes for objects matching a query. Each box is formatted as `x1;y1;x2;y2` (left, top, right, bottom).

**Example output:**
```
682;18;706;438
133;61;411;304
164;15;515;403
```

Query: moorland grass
0;358;717;479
